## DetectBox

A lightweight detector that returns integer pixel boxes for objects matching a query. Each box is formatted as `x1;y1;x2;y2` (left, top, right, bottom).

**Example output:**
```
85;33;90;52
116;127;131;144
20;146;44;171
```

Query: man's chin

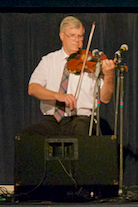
70;48;80;54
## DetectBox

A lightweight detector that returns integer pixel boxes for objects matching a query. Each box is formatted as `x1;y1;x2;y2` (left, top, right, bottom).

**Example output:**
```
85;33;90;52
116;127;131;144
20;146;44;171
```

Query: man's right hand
28;83;77;111
55;93;77;111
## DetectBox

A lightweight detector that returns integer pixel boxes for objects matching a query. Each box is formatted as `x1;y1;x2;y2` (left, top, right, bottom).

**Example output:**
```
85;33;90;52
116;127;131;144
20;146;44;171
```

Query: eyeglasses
64;32;84;41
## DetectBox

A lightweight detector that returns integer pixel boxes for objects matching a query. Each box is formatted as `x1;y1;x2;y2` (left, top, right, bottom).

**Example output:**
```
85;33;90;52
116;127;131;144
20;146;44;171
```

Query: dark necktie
54;63;69;122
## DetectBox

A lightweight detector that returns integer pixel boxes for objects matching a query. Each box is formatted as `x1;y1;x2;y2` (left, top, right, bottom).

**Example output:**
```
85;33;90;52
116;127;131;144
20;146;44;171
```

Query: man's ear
59;32;64;41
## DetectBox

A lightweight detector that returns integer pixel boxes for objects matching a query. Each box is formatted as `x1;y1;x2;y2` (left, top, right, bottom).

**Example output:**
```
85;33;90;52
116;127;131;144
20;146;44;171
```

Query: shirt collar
61;47;69;62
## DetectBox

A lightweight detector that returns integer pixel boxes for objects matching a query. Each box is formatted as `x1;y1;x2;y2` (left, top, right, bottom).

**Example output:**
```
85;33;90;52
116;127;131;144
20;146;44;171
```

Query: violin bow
75;22;96;100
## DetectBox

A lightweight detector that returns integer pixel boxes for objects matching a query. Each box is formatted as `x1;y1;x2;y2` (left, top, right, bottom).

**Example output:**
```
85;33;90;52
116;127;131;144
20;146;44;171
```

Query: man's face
60;24;84;56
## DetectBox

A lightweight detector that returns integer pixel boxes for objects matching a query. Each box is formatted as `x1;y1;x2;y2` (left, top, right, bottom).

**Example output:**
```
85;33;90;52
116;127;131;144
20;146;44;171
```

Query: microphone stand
113;55;127;196
89;57;101;136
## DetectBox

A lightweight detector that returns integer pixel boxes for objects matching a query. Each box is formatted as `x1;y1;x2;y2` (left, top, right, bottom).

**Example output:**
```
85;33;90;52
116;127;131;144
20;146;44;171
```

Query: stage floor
1;201;138;207
1;196;138;207
1;184;138;206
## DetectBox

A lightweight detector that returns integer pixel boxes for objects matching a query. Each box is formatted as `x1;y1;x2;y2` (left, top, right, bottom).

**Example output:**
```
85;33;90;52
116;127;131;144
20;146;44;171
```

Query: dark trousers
22;115;96;137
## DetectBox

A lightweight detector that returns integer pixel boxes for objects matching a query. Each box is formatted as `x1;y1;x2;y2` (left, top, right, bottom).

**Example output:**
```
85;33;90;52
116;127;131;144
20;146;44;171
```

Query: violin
67;49;107;74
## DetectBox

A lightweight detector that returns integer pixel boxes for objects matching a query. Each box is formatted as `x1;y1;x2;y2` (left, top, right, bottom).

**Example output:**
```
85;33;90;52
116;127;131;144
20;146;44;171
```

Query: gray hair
60;16;85;33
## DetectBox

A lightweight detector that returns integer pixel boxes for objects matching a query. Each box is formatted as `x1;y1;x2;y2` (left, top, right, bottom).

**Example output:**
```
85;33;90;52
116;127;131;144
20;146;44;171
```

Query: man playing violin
23;16;115;136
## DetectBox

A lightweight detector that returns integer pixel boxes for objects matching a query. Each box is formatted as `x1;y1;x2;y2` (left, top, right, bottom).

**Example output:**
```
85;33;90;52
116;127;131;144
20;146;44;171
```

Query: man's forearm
100;75;114;103
28;83;58;100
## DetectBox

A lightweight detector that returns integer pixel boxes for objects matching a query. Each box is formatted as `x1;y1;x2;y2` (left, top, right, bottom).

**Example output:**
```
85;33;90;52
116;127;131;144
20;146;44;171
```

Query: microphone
87;49;103;62
92;49;99;56
92;49;104;57
98;51;104;56
115;44;129;57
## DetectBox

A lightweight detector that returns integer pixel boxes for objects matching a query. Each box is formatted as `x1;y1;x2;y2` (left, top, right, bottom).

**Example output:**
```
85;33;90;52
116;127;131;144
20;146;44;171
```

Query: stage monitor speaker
14;135;118;200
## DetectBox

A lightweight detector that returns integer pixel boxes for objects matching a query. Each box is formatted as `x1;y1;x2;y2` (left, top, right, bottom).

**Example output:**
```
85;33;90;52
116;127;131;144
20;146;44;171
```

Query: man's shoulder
42;48;62;60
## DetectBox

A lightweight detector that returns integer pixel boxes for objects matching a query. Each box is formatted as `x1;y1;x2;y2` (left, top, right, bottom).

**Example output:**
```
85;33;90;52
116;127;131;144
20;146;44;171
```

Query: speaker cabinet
14;135;118;201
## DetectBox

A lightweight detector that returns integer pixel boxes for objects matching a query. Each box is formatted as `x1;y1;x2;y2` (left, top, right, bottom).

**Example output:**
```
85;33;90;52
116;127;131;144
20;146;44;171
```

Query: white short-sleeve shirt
29;47;103;116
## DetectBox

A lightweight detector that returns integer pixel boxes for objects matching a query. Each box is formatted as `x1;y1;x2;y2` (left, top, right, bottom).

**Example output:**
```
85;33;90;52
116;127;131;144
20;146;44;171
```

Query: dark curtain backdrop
0;12;137;187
